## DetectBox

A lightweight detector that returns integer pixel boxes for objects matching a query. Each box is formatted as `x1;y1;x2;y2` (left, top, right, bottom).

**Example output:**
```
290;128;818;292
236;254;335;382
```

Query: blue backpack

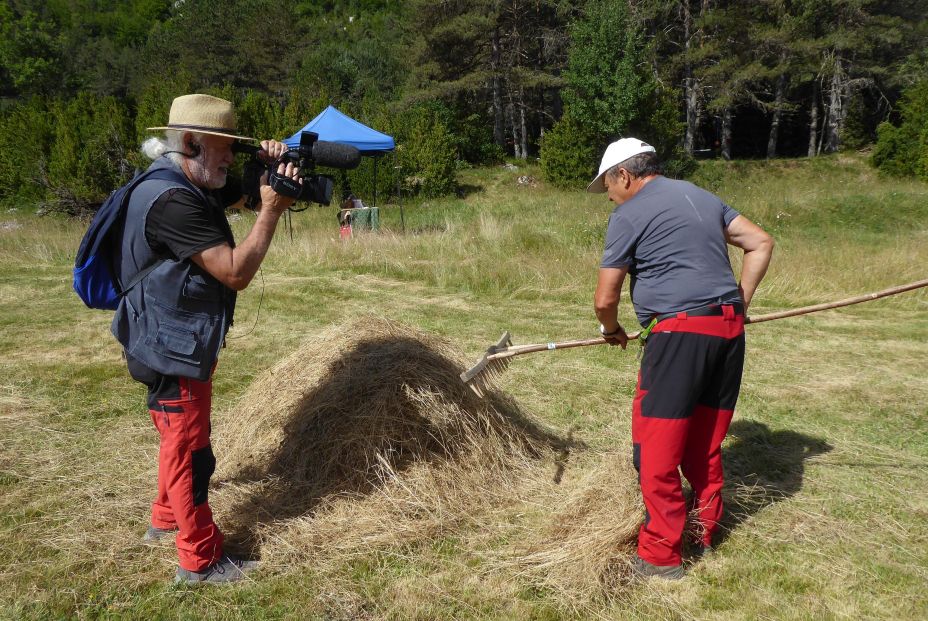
73;166;192;310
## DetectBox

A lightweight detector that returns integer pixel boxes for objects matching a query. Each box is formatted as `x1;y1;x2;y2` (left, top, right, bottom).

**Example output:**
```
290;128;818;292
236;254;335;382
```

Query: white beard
186;159;227;190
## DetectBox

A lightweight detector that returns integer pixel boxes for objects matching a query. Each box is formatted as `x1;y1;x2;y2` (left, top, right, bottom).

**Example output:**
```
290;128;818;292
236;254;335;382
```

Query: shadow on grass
219;335;580;557
713;419;832;548
456;183;483;199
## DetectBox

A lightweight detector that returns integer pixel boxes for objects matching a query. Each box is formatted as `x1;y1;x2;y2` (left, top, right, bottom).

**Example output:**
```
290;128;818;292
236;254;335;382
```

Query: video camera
232;131;362;209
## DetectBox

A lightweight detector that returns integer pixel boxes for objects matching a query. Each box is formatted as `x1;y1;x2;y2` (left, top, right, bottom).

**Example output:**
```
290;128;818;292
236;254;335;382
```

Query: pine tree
542;0;686;187
406;0;572;159
794;0;919;154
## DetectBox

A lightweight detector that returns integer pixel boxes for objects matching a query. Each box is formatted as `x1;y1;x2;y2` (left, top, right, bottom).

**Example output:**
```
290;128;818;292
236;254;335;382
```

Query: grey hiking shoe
631;555;685;580
142;525;178;543
174;555;260;585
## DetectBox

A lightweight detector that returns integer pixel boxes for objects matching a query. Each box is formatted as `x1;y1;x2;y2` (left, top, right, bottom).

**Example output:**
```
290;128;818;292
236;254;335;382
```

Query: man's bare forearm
226;208;284;288
739;240;774;310
594;300;620;332
594;266;629;332
192;206;286;291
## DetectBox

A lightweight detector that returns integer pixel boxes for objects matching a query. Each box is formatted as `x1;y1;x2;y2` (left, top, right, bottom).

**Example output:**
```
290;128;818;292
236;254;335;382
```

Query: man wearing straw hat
589;138;774;579
112;93;300;584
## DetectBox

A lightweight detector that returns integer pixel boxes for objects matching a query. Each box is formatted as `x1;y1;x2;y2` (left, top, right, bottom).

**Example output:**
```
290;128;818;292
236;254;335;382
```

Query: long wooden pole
484;278;928;361
744;278;928;324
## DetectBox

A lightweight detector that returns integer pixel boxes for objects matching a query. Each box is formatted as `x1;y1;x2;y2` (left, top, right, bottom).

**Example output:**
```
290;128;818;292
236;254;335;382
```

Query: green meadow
1;153;927;620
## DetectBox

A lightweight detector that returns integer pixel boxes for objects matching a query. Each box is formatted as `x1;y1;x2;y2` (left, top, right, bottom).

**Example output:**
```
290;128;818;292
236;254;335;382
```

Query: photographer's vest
111;159;236;381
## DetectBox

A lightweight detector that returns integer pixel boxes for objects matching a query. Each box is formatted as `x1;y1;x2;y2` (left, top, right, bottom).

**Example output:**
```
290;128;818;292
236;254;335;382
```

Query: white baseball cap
586;138;656;193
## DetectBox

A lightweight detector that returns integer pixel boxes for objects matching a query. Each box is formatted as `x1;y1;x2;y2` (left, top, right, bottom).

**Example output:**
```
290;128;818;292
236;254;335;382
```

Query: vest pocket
154;322;198;359
183;273;221;302
146;300;214;365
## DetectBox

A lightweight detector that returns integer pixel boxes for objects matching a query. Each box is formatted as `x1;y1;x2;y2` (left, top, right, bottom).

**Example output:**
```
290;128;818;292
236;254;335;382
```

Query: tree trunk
491;28;504;147
767;71;787;159
685;78;698;154
682;0;697;154
506;102;522;158
518;87;528;159
808;80;819;157
824;56;845;153
721;107;732;160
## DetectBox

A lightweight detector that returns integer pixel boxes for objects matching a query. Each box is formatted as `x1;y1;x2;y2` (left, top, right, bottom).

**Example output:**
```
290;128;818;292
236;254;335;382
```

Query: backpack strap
119;259;166;294
114;164;203;296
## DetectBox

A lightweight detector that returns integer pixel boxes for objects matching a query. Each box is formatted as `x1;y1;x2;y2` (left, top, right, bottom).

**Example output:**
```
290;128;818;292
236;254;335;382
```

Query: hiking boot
631;555;685;580
142;525;178;543
174;555;260;585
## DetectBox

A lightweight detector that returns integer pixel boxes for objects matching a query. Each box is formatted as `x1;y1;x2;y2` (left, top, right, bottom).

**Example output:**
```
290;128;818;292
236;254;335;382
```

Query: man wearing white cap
590;138;774;579
112;94;300;583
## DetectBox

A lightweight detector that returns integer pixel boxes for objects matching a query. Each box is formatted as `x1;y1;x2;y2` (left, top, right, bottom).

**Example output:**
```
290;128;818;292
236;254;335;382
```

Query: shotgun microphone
309;140;362;170
231;139;360;169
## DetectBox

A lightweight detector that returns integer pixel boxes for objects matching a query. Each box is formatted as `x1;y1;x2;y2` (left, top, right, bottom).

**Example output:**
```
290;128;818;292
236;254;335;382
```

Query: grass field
1;153;926;620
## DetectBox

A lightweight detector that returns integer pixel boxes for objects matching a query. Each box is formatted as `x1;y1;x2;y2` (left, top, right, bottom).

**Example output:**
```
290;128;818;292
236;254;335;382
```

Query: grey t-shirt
601;176;741;325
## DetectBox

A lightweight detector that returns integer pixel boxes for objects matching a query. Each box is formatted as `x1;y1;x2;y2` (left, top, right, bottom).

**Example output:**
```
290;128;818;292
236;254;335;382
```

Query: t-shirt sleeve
146;189;229;261
721;201;740;227
601;212;636;268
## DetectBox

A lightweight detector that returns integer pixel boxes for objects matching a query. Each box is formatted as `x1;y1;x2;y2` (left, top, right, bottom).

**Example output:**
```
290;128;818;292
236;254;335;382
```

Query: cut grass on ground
0;153;926;620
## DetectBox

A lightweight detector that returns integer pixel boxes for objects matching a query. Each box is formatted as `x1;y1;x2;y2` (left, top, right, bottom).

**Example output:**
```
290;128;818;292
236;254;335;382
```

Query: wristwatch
599;323;622;337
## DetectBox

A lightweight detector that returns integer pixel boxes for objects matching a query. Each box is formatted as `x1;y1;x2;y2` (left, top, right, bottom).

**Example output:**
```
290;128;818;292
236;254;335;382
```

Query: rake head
460;331;513;397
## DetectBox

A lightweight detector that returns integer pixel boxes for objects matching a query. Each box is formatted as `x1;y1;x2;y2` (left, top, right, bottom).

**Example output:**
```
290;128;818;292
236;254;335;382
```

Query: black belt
646;302;744;326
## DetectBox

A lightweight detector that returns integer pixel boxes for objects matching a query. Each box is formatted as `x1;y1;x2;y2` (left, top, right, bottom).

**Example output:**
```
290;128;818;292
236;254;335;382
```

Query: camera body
235;131;360;208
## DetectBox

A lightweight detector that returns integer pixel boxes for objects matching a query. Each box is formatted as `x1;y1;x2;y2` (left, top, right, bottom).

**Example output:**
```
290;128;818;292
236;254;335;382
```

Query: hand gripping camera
233;131;362;209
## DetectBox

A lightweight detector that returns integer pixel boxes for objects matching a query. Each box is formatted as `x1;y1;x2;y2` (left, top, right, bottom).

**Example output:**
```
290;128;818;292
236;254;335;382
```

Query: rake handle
488;332;642;360
487;277;928;361
744;278;928;324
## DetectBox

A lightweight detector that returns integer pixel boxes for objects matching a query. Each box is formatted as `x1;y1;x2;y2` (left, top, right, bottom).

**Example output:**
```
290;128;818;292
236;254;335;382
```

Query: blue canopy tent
284;105;395;153
284;106;399;227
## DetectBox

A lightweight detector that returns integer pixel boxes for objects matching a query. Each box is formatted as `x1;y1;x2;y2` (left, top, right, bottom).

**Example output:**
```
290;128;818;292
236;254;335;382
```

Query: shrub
389;104;458;198
133;71;194;145
539;115;598;189
405;110;457;197
872;81;928;180
44;93;134;216
872;122;915;177
0;97;53;206
236;89;284;142
279;89;328;139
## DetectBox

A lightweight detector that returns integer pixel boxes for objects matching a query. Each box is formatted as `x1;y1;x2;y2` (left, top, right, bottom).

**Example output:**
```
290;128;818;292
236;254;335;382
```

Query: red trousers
631;309;744;566
128;356;223;571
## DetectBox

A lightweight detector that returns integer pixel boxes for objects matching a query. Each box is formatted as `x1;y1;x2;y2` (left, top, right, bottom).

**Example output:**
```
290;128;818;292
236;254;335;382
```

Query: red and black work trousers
127;355;223;572
632;306;744;567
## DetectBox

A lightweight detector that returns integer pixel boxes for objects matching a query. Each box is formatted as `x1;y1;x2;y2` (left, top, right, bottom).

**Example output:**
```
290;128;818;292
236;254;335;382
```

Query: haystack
210;316;646;605
211;317;570;567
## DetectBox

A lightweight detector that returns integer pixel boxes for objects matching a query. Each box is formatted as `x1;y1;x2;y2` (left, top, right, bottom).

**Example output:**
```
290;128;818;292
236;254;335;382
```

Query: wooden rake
460;278;928;397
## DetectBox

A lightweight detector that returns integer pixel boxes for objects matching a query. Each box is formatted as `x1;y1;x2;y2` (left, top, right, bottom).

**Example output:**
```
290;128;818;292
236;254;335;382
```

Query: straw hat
147;94;254;141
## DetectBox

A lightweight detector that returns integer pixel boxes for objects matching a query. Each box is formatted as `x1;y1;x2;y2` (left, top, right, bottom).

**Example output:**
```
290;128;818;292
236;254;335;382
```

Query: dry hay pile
210;316;644;604
510;452;643;602
212;317;565;566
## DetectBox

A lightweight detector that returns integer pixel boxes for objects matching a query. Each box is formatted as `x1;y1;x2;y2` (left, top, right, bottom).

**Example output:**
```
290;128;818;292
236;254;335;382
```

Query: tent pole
396;151;404;234
373;156;378;208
